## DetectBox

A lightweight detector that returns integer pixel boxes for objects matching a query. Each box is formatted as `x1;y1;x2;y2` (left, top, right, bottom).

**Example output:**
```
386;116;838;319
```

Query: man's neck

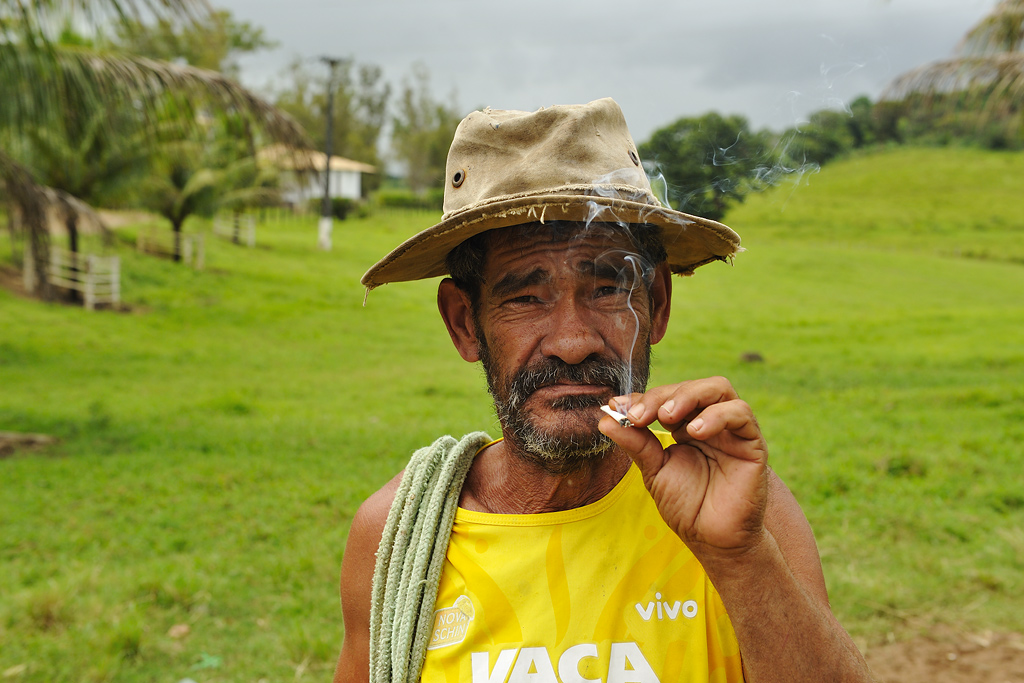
458;439;633;515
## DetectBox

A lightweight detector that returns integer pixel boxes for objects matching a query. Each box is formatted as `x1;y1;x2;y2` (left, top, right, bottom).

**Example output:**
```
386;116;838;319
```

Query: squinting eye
596;286;628;298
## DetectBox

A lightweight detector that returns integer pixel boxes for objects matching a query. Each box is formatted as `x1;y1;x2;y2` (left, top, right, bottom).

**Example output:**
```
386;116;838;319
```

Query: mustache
503;357;630;412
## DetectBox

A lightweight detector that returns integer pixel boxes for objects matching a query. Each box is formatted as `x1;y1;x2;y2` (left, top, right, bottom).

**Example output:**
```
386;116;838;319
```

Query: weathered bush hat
361;97;741;290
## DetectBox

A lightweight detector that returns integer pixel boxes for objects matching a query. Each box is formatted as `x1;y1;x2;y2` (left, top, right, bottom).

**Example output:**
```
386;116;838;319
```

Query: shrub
305;197;361;220
374;188;443;211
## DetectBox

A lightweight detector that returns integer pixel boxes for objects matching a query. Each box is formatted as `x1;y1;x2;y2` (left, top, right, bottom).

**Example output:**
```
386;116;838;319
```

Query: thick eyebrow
578;259;626;283
489;260;629;298
489;268;552;299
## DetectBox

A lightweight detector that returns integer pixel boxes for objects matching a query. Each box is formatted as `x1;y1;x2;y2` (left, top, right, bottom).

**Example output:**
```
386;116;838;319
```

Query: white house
260;145;377;207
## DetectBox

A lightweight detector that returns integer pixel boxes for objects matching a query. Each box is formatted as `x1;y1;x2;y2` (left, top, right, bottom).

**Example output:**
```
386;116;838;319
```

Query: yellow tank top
419;440;744;683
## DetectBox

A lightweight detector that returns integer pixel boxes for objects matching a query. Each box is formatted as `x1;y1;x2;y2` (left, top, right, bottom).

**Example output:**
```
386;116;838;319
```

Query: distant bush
867;92;1023;152
306;197;363;220
374;188;444;211
779;110;858;167
354;201;374;219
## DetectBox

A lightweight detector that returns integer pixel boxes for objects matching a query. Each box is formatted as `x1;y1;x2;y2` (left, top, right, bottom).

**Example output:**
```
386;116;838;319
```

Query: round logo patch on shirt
427;595;475;650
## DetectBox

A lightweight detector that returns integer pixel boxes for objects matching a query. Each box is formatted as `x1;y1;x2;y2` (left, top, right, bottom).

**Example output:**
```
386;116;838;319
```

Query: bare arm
601;378;874;683
333;474;403;683
718;470;870;681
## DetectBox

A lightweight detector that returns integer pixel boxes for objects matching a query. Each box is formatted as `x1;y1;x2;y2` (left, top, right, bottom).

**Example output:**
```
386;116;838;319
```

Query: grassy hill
1;146;1022;681
730;146;1024;263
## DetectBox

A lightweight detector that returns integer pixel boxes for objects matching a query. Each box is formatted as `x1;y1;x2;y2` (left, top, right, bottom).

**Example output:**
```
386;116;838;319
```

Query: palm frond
958;0;1024;56
880;0;1024;133
0;0;312;297
0;0;210;44
880;53;1024;112
0;43;310;149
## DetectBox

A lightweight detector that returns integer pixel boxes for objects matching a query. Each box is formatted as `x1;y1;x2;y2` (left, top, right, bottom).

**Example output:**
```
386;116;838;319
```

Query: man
336;99;874;682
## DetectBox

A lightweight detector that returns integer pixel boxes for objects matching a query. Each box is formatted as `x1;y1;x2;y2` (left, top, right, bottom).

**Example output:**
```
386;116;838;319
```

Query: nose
539;296;605;365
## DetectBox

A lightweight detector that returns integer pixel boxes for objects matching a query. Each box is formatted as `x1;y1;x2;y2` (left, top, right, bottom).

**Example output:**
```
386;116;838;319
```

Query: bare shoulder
351;471;405;543
332;471;404;683
342;471;405;580
764;469;831;607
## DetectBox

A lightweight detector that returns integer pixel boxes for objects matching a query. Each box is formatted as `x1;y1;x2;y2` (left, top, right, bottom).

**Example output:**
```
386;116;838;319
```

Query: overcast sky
218;0;995;142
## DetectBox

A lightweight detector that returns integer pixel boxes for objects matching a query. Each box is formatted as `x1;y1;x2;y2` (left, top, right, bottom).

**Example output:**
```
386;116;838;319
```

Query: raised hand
599;376;770;558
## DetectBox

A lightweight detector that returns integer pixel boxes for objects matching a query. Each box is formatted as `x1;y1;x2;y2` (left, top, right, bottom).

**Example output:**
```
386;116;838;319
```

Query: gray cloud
225;0;995;139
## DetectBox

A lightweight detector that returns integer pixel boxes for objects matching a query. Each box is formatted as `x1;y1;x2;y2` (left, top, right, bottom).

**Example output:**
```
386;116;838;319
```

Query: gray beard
479;338;651;474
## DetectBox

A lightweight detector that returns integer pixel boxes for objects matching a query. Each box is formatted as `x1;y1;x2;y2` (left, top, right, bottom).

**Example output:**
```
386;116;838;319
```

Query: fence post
112;257;121;308
84;255;95;311
196;234;205;270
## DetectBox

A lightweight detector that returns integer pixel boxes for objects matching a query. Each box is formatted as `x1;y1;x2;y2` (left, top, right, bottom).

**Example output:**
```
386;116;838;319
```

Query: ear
438;278;482;362
649;263;672;345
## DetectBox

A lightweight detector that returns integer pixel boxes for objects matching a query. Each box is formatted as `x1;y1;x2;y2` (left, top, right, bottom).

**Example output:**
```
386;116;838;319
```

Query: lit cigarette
601;405;633;428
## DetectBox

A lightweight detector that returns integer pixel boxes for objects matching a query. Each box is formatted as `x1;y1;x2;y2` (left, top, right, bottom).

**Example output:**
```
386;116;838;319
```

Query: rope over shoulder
369;431;492;683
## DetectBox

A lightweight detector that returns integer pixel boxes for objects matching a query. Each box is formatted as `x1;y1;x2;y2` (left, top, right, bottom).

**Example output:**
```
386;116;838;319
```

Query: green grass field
1;146;1023;681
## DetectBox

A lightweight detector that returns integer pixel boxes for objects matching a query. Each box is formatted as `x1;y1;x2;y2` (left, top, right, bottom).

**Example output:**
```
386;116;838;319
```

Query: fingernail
627;403;645;420
663;399;676;415
690;418;705;433
612;396;629;411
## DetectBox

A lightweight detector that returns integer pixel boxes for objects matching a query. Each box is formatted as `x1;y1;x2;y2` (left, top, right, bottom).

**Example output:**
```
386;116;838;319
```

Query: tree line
638;90;1021;223
113;9;461;197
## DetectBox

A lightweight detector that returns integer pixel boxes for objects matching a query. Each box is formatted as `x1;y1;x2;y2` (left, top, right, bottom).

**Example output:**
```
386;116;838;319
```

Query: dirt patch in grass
96;209;161;230
0;431;58;458
866;628;1024;682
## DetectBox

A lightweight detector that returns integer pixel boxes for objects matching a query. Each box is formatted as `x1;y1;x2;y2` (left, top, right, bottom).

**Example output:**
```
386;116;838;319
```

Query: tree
211;117;281;244
0;0;308;298
638;113;775;222
1;151;50;289
271;58;390;188
847;95;879;148
881;0;1024;146
16;106;148;255
390;64;461;194
961;0;1024;55
7;103;146;300
778;110;857;167
112;9;276;79
139;115;279;259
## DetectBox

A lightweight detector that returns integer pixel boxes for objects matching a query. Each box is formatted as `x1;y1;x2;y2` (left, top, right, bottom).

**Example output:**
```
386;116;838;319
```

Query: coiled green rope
369;431;491;683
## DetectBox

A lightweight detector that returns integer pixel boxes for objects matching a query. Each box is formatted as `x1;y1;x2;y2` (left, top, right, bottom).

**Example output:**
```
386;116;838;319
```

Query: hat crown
442;98;655;218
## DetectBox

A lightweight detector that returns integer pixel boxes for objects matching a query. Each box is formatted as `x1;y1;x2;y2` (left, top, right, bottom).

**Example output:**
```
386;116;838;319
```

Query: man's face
473;224;656;472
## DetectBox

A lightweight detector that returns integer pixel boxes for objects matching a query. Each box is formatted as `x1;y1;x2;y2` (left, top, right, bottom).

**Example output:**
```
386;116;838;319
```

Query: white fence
212;214;256;247
23;247;120;310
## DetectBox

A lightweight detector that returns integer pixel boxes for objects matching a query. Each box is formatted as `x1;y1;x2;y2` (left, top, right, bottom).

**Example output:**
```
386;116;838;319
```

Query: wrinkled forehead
481;222;644;287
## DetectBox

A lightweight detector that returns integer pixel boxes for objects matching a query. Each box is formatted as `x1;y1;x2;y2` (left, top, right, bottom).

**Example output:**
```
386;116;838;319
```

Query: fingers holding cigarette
600;404;633;428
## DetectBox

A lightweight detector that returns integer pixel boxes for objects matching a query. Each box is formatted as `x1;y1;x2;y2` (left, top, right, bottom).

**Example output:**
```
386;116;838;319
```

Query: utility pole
318;56;342;250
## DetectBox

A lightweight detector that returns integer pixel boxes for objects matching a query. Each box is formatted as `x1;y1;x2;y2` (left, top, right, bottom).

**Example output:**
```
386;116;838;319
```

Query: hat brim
361;194;741;289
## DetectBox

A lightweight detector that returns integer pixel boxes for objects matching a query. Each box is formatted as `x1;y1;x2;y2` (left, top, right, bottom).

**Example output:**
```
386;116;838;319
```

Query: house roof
259;144;377;174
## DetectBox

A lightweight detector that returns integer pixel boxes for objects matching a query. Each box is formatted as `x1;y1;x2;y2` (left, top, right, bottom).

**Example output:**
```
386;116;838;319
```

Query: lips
526;383;615;414
534;382;611;397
